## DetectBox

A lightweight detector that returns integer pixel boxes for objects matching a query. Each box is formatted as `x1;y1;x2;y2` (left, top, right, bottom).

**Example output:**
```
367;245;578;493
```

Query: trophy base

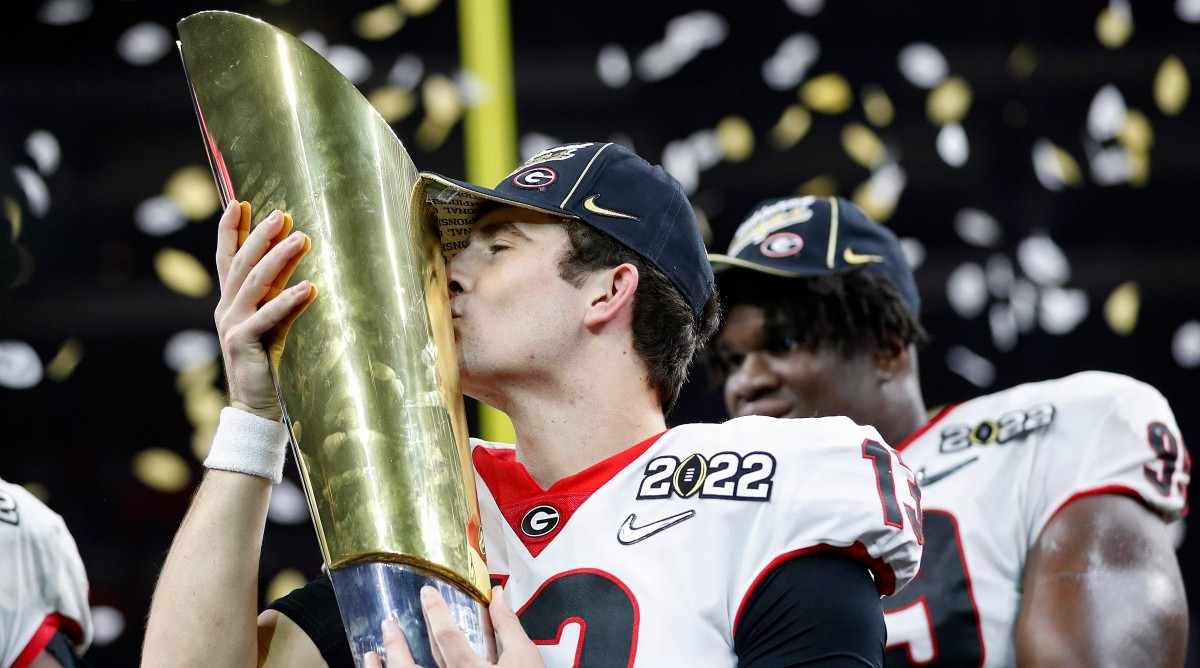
329;561;497;667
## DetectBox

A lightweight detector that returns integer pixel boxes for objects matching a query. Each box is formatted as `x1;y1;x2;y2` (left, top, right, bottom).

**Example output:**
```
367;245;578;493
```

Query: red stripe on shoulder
896;403;961;452
12;613;66;668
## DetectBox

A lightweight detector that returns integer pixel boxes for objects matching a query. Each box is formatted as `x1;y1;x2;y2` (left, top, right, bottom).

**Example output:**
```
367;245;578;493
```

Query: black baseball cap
708;196;920;314
420;141;714;323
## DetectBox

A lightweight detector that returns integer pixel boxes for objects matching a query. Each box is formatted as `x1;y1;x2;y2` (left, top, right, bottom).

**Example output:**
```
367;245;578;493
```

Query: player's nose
730;353;780;401
446;251;473;296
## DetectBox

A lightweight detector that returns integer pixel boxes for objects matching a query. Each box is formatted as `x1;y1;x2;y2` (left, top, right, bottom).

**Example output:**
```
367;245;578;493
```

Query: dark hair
703;268;927;384
557;220;722;412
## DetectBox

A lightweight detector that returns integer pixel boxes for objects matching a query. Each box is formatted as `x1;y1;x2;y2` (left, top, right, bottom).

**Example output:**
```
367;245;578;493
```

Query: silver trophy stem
329;562;496;667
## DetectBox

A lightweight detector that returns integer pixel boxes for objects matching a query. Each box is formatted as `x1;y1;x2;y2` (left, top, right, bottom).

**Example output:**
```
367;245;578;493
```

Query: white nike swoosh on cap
616;510;695;545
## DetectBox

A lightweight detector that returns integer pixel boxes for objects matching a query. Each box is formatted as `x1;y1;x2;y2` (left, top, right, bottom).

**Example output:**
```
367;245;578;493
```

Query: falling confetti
1104;281;1140;336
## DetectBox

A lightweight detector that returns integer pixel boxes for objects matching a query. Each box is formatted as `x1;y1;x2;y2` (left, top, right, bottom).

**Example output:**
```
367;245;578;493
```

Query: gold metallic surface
177;10;488;601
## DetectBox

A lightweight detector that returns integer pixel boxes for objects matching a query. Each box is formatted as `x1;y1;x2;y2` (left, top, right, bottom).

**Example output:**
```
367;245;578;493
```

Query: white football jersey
471;415;924;668
882;371;1190;667
0;478;93;667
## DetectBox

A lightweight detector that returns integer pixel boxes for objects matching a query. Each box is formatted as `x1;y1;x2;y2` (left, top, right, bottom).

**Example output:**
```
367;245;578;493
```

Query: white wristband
204;407;291;484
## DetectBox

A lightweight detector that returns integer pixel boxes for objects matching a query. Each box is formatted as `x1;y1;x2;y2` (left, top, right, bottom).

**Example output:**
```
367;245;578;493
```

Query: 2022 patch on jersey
881;371;1190;667
470;414;924;668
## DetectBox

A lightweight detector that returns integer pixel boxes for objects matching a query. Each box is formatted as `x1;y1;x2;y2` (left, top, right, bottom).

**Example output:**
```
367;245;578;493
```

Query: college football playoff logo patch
636;452;775;501
939;403;1056;453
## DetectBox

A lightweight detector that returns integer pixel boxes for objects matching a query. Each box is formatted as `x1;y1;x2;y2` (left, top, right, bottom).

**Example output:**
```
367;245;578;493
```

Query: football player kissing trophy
176;11;495;667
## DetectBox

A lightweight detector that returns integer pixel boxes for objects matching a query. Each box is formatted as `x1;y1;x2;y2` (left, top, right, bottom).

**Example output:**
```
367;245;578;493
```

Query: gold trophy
176;11;494;665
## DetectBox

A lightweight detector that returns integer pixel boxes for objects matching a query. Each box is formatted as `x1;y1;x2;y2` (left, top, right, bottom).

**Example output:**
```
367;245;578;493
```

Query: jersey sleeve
0;481;93;668
1023;372;1190;543
266;572;355;668
727;415;924;600
735;553;885;667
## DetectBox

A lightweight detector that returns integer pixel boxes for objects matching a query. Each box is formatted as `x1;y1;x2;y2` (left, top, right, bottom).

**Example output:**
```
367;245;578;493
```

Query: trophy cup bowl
176;11;494;665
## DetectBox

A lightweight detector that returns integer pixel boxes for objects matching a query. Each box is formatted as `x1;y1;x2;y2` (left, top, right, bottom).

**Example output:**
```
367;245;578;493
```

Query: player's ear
583;263;639;328
873;333;912;381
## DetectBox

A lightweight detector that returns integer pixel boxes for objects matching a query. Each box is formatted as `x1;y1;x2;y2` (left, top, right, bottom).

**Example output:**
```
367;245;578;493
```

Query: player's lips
736;398;793;419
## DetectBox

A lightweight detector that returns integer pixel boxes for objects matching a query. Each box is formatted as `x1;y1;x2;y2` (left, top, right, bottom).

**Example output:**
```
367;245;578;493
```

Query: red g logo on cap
760;232;804;258
512;167;558;189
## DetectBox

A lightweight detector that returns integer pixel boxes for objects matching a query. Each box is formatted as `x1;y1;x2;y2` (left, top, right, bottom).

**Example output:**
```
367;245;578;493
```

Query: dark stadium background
1;0;1197;664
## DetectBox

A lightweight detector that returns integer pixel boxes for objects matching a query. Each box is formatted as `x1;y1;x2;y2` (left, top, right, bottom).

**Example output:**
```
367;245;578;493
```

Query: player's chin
735;399;794;419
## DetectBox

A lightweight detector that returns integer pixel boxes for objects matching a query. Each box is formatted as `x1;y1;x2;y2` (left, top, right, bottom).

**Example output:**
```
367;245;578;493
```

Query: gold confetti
851;181;897;223
841;123;886;169
1104;281;1140;336
132;448;192;493
800;73;853;114
422;74;461;124
175;360;220;394
1117;109;1154;152
717;116;755;163
398;0;440;17
1127;150;1150;187
190;424;217;461
796;175;839;198
165;166;220;222
1096;3;1133;49
369;87;416;123
3;196;20;241
1033;141;1084;189
416;74;462;151
45;338;83;382
265;569;310;606
354;4;405;41
927;76;973;126
1154;55;1189;116
1007;42;1038;80
861;85;894;128
184;387;225;431
154;248;213;298
770;105;812;150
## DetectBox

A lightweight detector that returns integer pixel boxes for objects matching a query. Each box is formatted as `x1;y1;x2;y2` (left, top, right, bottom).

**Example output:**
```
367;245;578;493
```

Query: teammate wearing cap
1;477;95;668
143;142;924;667
706;195;1191;667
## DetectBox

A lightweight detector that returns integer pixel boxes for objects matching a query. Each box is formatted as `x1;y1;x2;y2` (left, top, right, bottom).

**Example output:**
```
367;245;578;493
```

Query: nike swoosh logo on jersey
583;195;640;221
617;510;695;545
917;456;979;486
843;247;884;265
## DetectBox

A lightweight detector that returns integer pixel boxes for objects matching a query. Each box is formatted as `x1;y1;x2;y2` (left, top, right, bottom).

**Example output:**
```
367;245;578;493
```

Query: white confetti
946;345;996;387
1172;320;1200;368
898;43;948;89
947;262;988;319
1017;234;1070;286
0;340;44;389
1039;287;1089;335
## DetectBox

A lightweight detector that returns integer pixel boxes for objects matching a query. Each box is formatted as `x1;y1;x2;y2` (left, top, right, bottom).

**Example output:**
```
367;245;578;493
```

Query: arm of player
1014;493;1187;667
142;202;320;667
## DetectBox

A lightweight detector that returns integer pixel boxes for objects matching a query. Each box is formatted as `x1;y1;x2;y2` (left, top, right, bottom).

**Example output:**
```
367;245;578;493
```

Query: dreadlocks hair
556;219;722;413
702;267;927;387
